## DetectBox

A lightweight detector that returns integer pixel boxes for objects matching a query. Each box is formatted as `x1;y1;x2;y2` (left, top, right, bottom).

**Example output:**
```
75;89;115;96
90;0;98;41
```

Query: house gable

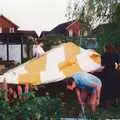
48;20;81;37
0;15;19;33
40;19;89;39
66;20;80;37
50;21;73;35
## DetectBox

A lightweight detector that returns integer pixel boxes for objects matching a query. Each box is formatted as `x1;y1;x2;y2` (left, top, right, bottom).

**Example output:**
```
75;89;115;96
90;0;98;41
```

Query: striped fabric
0;42;101;85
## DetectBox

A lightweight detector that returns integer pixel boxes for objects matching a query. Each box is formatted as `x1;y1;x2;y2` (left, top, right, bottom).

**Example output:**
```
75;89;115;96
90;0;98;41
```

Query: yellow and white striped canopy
0;42;101;85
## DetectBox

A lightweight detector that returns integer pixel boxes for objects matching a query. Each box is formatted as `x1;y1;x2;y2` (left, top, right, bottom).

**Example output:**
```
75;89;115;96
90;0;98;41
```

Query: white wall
23;44;27;58
0;44;28;63
0;44;7;60
9;45;21;63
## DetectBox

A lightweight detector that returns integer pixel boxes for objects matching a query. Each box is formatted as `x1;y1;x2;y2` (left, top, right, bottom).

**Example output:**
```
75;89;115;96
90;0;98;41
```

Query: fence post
3;78;8;101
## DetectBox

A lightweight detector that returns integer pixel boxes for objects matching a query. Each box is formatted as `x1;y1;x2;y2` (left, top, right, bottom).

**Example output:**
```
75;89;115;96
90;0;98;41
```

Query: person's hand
90;66;104;73
98;66;105;72
79;100;85;105
96;98;100;106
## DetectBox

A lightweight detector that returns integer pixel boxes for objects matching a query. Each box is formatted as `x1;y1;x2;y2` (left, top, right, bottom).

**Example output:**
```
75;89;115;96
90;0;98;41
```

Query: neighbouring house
0;15;38;65
40;20;97;49
40;31;50;39
0;15;19;33
50;20;81;37
40;20;87;39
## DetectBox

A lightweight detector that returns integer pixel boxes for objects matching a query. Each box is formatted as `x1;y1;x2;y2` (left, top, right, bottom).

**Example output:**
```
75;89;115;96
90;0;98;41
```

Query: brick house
50;20;81;37
40;20;89;39
0;15;19;33
40;20;98;50
0;15;38;64
65;20;80;37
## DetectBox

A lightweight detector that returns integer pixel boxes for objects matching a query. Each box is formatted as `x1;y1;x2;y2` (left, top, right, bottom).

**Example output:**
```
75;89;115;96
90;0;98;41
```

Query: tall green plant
0;90;61;120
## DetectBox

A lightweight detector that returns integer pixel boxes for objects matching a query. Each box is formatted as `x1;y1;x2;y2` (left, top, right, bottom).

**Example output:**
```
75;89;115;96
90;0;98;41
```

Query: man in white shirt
33;41;45;58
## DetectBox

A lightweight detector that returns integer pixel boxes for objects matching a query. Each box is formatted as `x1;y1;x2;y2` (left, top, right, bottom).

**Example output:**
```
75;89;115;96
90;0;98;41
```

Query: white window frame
9;27;15;33
78;30;80;36
0;27;2;33
83;31;88;37
69;30;73;37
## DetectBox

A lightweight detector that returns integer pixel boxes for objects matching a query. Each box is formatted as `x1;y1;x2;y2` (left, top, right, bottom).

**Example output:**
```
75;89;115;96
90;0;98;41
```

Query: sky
0;0;69;35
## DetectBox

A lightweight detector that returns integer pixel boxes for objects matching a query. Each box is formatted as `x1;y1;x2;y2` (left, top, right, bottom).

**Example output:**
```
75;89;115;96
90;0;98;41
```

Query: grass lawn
60;104;120;120
59;93;120;120
93;105;120;119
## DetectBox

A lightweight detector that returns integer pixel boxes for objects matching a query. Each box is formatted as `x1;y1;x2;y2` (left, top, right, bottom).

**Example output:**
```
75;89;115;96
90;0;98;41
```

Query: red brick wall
66;21;80;36
0;16;17;33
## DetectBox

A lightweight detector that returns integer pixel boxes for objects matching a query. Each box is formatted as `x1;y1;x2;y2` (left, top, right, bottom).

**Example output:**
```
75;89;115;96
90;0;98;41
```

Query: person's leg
81;88;89;103
78;89;88;117
89;92;97;113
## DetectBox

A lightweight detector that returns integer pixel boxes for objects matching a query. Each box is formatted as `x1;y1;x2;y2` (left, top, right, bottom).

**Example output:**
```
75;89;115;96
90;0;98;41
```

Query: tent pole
3;78;8;102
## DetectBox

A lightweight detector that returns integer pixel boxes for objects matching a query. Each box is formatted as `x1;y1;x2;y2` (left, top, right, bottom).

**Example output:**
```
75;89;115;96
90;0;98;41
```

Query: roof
0;15;19;28
39;20;77;38
40;31;50;38
17;30;38;38
0;30;38;43
1;42;101;85
51;20;74;34
0;33;24;43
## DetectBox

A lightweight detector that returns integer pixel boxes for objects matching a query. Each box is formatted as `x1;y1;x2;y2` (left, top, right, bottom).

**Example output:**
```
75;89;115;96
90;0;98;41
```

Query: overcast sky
0;0;69;35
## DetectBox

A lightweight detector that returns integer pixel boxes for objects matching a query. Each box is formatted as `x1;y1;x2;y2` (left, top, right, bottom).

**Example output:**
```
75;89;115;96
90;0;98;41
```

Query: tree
111;3;120;24
42;34;67;51
66;0;120;29
66;0;120;52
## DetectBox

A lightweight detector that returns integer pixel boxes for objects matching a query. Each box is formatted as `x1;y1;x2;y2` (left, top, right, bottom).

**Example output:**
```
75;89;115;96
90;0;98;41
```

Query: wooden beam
21;36;23;63
6;35;9;61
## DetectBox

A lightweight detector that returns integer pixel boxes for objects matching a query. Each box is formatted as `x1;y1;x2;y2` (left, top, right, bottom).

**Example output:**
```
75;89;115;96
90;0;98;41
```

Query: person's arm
38;46;45;57
95;85;102;106
115;53;120;70
90;66;104;73
90;53;105;73
96;86;101;101
75;88;84;105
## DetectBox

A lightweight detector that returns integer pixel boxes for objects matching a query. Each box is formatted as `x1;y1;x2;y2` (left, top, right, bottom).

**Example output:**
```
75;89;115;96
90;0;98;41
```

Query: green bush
0;90;61;120
0;90;120;120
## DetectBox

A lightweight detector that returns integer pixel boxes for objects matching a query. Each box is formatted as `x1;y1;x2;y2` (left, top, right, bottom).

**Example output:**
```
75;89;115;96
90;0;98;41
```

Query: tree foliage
66;0;120;29
43;34;67;51
66;0;120;52
111;3;120;24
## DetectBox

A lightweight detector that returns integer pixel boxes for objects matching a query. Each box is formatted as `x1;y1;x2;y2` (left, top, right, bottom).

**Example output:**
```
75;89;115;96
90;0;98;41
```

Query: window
83;31;88;37
9;27;14;33
69;30;73;37
0;27;2;33
78;30;80;36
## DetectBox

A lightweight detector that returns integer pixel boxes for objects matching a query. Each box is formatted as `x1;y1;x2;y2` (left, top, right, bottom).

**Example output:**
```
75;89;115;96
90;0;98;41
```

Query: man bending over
66;71;102;113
